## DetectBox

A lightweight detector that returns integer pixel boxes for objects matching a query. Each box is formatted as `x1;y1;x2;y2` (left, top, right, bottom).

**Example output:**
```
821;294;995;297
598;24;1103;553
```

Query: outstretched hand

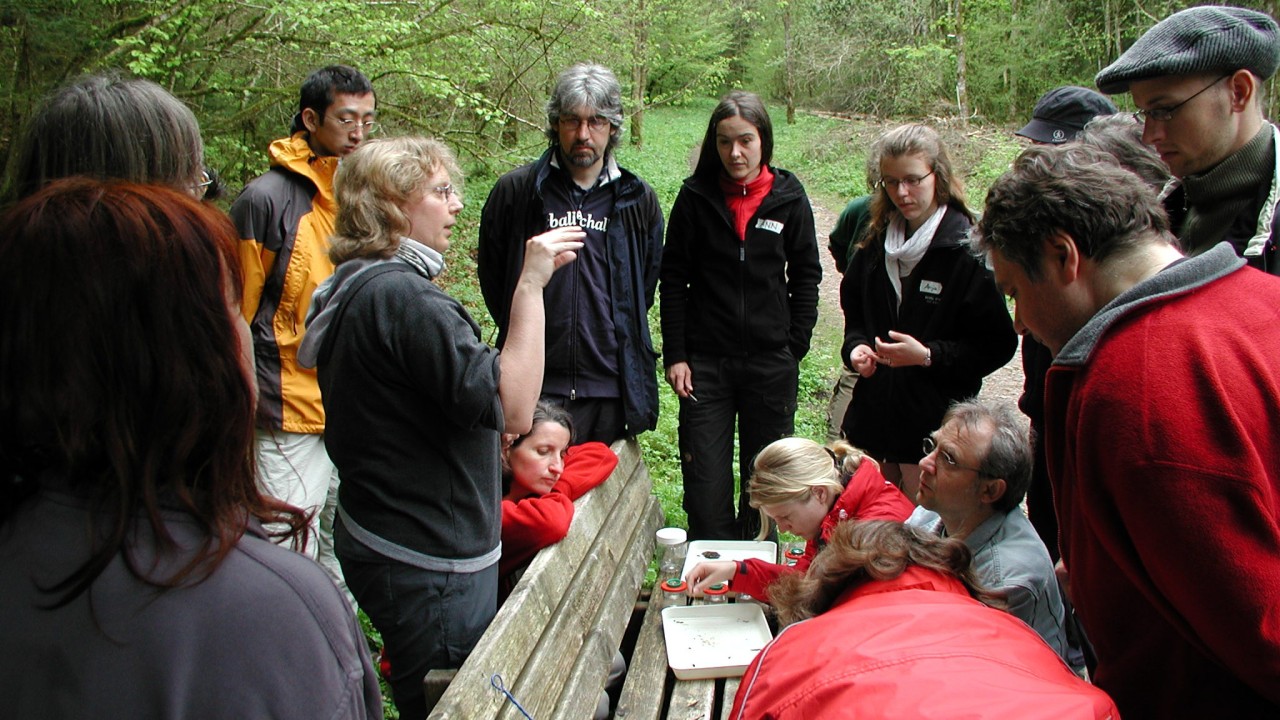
683;560;737;596
518;226;585;288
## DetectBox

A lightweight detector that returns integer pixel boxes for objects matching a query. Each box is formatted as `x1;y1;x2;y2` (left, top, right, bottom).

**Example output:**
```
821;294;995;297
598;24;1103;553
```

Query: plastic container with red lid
704;582;729;604
660;577;688;605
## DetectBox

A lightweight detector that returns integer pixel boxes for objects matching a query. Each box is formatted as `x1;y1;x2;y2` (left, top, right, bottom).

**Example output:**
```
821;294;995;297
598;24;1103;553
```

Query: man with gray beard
479;63;663;443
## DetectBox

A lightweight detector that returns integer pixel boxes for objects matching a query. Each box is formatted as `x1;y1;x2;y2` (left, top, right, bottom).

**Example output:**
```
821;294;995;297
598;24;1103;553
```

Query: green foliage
356;609;399;719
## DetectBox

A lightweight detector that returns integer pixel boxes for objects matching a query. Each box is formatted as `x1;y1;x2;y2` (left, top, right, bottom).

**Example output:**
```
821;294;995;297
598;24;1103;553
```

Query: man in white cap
1097;5;1280;273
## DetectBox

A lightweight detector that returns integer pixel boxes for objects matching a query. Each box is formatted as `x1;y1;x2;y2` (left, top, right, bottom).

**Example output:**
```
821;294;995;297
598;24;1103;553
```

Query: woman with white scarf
839;124;1016;501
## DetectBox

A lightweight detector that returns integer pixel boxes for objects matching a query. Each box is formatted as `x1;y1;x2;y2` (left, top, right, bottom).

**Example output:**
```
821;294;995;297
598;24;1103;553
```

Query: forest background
4;0;1277;520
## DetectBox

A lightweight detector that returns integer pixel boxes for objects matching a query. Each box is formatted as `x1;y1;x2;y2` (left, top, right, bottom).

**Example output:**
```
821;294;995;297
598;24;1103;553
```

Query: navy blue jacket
478;148;664;435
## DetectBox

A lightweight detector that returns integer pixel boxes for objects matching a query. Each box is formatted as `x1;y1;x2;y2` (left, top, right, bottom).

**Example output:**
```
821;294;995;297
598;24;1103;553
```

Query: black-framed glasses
559;115;610;131
325;116;380;135
922;436;986;475
431;184;457;200
1133;74;1231;124
876;170;935;192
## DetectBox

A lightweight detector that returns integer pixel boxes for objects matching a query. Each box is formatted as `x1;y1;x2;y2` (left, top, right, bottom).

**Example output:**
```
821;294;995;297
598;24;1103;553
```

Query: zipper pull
740;245;745;262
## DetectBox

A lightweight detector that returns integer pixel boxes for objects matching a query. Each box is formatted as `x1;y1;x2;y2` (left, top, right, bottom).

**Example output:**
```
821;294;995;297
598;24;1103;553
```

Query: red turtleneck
719;165;775;242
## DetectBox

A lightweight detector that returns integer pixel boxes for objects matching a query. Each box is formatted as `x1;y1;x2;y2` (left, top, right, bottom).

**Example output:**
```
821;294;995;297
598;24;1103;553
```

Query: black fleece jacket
840;204;1016;461
660;167;821;364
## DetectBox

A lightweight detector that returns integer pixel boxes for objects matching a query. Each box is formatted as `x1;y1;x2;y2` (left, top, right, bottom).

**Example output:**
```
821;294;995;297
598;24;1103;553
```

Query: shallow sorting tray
661;603;773;680
680;540;778;580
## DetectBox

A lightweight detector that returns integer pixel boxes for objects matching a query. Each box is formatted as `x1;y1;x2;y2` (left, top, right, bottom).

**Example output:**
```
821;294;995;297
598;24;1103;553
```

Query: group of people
724;5;1280;719
3;3;1280;719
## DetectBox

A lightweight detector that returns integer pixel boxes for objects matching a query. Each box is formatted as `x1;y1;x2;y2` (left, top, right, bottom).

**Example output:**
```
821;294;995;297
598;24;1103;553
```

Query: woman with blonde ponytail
683;436;914;603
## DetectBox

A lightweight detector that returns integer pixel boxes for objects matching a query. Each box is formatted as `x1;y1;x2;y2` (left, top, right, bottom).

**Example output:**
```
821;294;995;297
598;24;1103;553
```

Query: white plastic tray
662;603;773;680
680;540;778;580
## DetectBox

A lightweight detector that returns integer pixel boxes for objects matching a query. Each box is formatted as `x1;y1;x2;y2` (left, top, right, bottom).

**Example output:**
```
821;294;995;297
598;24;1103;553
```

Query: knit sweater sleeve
556;442;619;500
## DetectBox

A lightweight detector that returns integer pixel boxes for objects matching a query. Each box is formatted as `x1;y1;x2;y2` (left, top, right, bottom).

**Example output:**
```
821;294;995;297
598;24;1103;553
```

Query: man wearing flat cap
1097;5;1280;274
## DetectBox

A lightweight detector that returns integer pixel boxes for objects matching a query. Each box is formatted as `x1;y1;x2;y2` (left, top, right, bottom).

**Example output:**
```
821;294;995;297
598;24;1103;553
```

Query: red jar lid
705;582;728;596
786;547;806;559
660;578;688;593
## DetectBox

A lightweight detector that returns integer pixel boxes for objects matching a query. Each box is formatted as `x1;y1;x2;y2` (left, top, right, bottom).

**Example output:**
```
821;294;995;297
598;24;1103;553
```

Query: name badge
755;218;784;234
919;280;942;295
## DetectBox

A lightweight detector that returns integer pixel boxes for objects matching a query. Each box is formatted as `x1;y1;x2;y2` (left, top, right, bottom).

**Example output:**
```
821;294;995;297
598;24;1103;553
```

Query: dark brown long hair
0;179;308;606
693;90;775;183
769;520;1004;627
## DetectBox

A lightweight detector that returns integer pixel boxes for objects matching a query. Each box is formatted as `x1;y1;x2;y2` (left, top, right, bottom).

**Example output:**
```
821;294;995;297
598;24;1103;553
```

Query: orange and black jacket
231;133;339;433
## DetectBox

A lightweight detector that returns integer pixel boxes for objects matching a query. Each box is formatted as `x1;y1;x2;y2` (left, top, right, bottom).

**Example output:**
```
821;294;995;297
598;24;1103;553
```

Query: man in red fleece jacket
971;142;1280;717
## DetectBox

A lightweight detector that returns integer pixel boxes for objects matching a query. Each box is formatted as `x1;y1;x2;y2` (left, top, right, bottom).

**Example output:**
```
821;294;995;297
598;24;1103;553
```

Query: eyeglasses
1133;74;1230;124
190;170;213;194
876;170;935;192
431;184;456;200
922;436;986;475
559;115;610;131
325;116;380;135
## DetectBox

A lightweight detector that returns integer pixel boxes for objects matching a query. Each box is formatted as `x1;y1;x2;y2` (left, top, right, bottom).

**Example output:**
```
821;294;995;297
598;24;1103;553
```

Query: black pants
540;394;627;445
335;518;497;720
679;349;798;540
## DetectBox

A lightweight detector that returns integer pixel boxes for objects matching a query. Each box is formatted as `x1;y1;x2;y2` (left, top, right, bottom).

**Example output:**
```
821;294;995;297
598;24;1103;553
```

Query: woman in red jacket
499;402;618;593
728;521;1117;719
685;437;914;603
499;402;622;719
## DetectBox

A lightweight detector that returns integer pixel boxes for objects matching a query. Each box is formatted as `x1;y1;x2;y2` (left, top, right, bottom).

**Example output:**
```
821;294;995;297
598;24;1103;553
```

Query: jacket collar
1055;242;1244;367
268;132;340;207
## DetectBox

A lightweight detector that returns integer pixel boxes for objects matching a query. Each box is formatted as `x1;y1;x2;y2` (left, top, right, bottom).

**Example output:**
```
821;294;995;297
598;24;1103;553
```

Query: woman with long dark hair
660;91;822;540
0;179;381;718
840;124;1016;500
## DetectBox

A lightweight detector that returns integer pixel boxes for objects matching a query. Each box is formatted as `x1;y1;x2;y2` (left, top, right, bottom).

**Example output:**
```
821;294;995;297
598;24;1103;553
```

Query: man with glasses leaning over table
478;63;664;444
231;65;378;601
1097;5;1280;273
907;397;1074;667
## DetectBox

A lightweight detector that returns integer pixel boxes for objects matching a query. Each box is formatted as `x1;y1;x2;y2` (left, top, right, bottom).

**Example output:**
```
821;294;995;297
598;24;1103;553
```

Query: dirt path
808;198;1025;408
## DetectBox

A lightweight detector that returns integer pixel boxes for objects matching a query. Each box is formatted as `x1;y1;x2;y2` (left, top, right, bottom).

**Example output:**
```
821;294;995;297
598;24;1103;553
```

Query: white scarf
883;205;947;307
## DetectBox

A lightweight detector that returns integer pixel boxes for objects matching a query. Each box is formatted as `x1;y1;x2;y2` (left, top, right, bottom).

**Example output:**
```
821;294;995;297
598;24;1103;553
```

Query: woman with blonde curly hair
299;136;583;719
684;436;913;603
728;521;1119;718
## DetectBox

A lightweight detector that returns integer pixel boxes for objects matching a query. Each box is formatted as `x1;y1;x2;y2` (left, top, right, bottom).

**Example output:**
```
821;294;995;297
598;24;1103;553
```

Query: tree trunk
954;0;968;123
783;0;795;124
630;0;648;146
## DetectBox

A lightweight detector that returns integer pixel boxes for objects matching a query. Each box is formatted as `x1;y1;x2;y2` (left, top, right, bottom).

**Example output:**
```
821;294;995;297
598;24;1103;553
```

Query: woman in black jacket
660;91;822;540
840;124;1016;501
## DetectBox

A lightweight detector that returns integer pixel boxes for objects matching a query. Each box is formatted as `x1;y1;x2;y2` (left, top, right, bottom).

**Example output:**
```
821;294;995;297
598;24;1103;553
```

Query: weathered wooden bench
426;437;664;719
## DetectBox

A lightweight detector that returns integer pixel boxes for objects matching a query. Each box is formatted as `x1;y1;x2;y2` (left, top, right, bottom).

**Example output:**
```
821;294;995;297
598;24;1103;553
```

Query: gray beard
567;148;601;168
